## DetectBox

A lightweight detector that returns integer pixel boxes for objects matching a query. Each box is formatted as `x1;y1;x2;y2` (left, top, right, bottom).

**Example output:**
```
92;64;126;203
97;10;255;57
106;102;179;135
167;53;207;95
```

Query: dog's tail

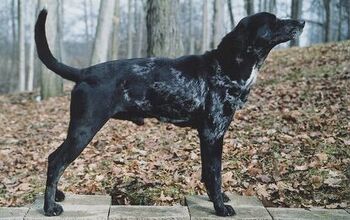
35;9;82;82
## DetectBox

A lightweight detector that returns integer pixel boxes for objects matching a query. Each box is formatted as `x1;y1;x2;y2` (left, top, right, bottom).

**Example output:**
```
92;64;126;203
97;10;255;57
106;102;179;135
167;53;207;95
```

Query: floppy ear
217;23;248;57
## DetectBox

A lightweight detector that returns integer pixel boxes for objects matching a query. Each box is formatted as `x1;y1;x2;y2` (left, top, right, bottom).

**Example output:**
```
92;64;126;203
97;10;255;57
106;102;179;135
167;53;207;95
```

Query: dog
35;9;304;216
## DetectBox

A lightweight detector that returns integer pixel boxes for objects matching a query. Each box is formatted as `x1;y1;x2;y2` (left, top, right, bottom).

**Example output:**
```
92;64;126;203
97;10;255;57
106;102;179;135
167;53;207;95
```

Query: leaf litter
0;41;349;208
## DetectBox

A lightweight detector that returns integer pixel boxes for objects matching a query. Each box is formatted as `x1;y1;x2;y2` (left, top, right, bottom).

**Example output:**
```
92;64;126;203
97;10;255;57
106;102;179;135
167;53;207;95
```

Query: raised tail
35;9;82;82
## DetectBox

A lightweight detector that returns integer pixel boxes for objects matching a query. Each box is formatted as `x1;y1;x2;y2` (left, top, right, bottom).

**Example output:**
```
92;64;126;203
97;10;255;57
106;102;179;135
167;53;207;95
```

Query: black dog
35;9;304;216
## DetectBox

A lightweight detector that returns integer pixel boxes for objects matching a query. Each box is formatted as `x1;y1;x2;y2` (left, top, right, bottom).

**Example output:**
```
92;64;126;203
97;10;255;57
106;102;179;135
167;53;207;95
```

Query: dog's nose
298;20;305;28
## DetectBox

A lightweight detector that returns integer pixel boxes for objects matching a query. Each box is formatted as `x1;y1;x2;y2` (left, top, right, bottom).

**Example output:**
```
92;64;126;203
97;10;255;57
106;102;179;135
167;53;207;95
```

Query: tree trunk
323;0;331;42
290;0;302;47
90;0;115;65
258;0;263;11
57;0;65;62
347;2;350;39
89;0;94;36
135;0;144;57
39;0;63;99
110;0;120;60
227;0;235;29
188;0;195;54
212;0;225;49
3;1;12;93
244;0;255;16
18;0;25;92
10;0;18;92
337;1;342;41
201;0;209;53
127;0;133;58
146;0;183;57
27;0;38;91
83;0;90;43
268;0;276;14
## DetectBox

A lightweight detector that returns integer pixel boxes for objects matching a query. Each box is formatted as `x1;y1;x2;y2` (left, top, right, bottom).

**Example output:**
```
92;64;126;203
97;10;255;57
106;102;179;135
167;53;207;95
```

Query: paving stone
267;208;320;220
109;205;190;220
310;208;350;220
0;207;29;220
186;193;272;220
267;207;350;220
346;209;350;214
24;194;111;220
186;193;263;207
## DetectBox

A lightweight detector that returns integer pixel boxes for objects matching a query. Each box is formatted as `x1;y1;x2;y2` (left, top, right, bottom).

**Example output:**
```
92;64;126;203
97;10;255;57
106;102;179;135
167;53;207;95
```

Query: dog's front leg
199;134;235;216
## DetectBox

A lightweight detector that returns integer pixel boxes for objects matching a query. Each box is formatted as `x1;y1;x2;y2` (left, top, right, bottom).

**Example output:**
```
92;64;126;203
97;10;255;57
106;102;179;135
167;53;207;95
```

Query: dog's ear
217;22;248;56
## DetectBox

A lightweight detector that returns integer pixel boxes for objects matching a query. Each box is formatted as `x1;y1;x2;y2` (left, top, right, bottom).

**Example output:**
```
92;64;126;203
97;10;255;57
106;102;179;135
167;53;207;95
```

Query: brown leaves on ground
0;41;349;208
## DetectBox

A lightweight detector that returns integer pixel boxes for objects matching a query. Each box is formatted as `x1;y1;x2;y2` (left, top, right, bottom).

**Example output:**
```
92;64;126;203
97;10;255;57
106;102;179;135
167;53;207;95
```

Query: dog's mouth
271;19;305;44
289;28;303;39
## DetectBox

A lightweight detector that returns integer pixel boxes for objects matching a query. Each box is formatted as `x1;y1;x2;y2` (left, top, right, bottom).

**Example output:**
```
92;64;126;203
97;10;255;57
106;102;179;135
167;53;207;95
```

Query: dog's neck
212;30;272;82
213;46;269;81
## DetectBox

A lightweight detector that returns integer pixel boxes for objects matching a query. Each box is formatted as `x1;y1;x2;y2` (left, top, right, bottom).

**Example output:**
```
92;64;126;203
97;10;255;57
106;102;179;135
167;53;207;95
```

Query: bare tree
201;0;209;53
90;0;115;65
290;0;302;47
135;0;144;57
345;1;350;39
212;0;225;49
336;0;342;41
9;0;18;92
244;0;255;16
146;0;183;57
27;0;38;91
323;0;331;42
268;0;276;14
227;0;235;29
110;0;120;60
83;0;90;43
259;0;276;13
39;0;63;99
57;0;64;62
127;0;133;58
18;0;25;92
188;0;195;54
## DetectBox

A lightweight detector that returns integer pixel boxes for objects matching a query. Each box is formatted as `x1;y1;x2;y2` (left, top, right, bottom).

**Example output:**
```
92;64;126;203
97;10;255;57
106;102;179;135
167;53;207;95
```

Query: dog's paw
222;192;230;203
216;205;236;216
208;192;230;203
44;202;63;216
55;190;65;202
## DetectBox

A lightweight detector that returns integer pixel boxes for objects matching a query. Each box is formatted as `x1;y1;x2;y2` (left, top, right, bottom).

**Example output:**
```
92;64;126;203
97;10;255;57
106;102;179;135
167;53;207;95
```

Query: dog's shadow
108;177;165;205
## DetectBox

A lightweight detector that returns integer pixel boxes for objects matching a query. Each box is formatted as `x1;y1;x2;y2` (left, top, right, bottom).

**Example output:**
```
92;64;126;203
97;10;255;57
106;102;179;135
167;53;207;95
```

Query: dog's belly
113;98;198;127
134;91;203;127
115;80;206;127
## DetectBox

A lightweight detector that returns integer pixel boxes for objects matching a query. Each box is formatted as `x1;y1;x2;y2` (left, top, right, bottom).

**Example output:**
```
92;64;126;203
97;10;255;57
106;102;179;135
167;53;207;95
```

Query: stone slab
267;207;350;220
24;194;111;220
345;209;350;214
0;207;29;220
109;205;190;220
186;193;263;207
310;208;350;220
186;194;272;220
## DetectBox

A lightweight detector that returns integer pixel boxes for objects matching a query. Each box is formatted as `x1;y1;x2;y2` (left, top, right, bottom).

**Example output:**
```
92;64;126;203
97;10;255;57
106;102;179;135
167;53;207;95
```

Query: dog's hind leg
44;85;111;216
44;116;109;216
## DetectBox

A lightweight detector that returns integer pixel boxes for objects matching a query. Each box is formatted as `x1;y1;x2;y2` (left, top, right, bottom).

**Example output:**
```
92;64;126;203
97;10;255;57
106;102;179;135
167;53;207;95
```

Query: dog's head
218;12;305;64
241;12;305;47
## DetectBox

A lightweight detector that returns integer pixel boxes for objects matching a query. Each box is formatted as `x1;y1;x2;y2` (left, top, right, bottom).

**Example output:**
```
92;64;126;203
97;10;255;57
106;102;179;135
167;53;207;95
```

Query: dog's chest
211;74;252;112
244;66;259;88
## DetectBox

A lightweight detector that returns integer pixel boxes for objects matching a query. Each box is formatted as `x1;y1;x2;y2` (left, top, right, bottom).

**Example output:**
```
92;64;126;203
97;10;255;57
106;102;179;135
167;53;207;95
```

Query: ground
0;41;349;208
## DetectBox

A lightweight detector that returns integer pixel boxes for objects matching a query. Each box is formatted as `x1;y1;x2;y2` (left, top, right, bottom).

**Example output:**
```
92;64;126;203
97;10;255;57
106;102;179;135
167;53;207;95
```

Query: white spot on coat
132;62;155;76
244;65;258;88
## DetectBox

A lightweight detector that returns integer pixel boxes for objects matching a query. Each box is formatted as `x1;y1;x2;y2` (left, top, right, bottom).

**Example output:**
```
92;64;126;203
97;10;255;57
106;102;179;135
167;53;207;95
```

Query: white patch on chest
244;65;259;89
